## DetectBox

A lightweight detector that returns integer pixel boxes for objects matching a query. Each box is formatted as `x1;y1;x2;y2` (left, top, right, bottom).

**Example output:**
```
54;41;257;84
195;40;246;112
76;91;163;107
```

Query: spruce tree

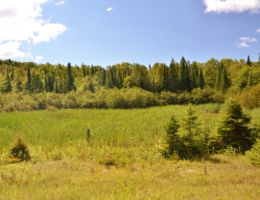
67;62;74;92
246;55;252;67
198;68;205;89
26;67;31;92
215;62;223;90
217;99;253;153
182;104;200;143
220;66;229;91
246;71;252;89
3;67;12;93
91;65;94;77
163;115;181;157
148;64;151;70
82;65;86;77
180;57;191;92
169;58;179;93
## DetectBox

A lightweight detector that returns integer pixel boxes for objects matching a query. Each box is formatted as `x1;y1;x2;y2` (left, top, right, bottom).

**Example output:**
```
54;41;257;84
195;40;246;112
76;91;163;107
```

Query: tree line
0;56;260;109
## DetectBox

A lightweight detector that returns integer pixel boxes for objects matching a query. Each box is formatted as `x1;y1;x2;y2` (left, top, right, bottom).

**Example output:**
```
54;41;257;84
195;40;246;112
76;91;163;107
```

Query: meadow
0;104;260;199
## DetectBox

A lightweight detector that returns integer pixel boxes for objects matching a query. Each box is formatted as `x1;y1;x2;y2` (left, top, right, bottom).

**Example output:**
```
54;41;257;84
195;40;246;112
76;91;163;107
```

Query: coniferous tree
11;67;14;80
198;68;205;89
215;62;223;90
246;55;252;67
149;64;151;70
26;66;31;92
190;62;199;89
162;115;181;157
246;71;252;89
217;99;253;153
220;66;229;91
169;58;179;93
82;64;86;77
91;65;94;77
67;62;74;91
3;67;12;92
180;57;191;92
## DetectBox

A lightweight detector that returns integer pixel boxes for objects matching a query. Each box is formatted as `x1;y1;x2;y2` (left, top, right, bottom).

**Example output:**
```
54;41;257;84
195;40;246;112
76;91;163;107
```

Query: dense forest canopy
0;56;260;110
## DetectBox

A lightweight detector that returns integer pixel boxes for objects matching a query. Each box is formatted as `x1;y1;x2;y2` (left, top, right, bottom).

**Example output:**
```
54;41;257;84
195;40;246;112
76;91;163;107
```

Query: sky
0;0;260;67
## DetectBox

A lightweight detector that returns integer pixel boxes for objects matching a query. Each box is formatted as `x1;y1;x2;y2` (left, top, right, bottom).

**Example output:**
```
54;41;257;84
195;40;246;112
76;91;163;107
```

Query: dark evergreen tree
217;99;253;153
246;71;252;89
26;67;31;92
220;66;229;91
162;65;169;91
91;65;94;77
169;58;179;93
11;67;14;80
190;62;199;89
4;67;12;92
82;65;86;77
246;55;252;67
198;68;205;89
67;62;74;91
149;64;151;70
162;115;181;157
215;62;223;90
180;57;191;92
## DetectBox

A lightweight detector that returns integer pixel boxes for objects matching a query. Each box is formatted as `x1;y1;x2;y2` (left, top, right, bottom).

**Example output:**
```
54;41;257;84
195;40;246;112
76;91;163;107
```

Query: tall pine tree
246;55;252;67
67;62;74;92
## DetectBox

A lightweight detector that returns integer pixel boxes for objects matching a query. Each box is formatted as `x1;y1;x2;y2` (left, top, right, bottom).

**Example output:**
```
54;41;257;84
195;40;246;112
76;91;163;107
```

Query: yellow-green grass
0;104;260;199
0;155;260;199
0;104;235;149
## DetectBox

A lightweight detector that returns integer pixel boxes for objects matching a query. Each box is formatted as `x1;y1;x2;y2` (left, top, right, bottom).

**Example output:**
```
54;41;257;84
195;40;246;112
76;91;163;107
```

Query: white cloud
238;42;249;48
34;56;43;62
240;37;258;42
107;7;113;12
204;0;260;13
0;41;32;59
56;1;65;6
237;37;257;48
0;0;67;59
257;29;260;32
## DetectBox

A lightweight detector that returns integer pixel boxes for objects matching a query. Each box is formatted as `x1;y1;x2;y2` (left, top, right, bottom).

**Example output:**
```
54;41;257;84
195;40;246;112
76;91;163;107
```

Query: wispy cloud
237;37;257;48
56;1;65;6
107;7;113;12
257;29;260;32
204;0;260;14
240;37;258;42
238;42;249;48
34;56;43;63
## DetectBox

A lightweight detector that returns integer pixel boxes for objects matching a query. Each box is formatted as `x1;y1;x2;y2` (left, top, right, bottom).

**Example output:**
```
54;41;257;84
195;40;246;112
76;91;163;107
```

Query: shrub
246;139;260;167
8;135;31;162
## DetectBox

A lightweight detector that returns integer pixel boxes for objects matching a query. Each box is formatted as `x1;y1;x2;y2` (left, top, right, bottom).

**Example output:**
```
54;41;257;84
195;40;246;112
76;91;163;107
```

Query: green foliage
160;115;181;158
246;139;260;166
8;135;31;162
217;99;253;153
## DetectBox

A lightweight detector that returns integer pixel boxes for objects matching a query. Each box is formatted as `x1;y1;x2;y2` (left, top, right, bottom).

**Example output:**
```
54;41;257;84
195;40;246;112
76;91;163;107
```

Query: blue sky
0;0;260;67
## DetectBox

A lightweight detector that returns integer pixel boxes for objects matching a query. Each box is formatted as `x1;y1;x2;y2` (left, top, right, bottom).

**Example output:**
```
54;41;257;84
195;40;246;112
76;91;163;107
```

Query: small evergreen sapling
163;115;180;157
8;135;31;162
217;99;252;153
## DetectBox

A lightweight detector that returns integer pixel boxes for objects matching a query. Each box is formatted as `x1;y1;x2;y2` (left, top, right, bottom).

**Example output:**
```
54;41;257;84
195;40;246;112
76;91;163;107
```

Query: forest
0;56;259;112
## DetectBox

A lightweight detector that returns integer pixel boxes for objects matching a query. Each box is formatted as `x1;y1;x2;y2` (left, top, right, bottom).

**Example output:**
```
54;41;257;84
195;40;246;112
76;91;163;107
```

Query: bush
7;135;31;163
246;139;260;167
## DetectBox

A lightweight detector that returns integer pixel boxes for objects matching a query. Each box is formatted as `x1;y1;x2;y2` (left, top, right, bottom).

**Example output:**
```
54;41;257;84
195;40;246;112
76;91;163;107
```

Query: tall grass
0;104;259;151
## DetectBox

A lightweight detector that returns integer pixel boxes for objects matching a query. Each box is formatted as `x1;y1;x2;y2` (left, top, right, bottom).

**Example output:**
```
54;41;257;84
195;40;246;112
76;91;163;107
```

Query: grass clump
246;139;260;166
6;135;31;163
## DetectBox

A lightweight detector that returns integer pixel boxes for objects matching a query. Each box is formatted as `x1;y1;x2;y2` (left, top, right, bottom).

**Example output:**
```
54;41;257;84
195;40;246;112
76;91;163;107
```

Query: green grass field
0;104;260;199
